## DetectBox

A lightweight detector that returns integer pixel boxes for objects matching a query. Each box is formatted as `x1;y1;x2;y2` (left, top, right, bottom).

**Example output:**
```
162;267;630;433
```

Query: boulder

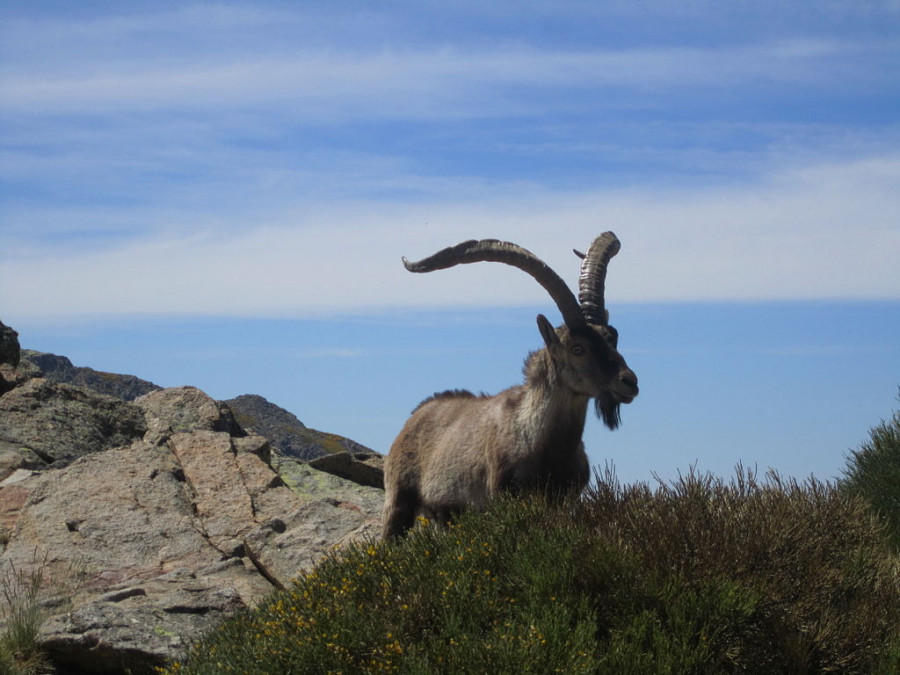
0;322;41;395
40;573;246;675
308;451;385;489
0;320;20;366
169;430;277;557
0;360;41;396
135;386;241;444
0;378;146;466
274;454;386;510
244;499;381;589
0;446;44;483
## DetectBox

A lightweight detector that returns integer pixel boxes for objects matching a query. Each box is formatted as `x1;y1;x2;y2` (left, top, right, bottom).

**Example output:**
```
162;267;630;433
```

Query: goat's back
384;390;511;513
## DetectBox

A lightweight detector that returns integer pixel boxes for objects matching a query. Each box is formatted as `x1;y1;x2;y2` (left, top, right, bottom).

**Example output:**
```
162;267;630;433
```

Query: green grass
0;552;87;675
0;556;51;675
163;466;900;675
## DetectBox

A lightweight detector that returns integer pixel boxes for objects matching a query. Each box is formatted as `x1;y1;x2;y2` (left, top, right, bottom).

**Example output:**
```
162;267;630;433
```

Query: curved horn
403;239;586;328
578;232;620;326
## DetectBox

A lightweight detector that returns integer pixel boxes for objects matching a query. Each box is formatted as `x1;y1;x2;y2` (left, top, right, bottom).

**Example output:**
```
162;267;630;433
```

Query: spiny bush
841;391;900;551
164;466;899;674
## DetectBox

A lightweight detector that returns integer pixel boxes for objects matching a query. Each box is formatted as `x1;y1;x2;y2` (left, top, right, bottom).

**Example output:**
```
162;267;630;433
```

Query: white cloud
1;38;890;119
2;3;898;324
2;153;897;321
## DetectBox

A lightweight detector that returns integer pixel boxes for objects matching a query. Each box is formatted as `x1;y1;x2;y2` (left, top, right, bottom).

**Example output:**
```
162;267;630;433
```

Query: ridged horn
578;232;620;326
403;239;586;328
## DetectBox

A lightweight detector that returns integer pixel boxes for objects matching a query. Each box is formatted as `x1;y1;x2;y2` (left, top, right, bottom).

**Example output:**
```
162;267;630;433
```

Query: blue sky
1;1;898;483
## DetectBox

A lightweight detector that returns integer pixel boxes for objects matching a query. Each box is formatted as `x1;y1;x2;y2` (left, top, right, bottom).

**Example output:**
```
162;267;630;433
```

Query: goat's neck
515;349;588;454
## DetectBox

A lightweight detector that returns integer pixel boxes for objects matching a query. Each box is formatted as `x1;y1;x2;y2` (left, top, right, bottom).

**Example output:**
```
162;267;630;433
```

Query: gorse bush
164;467;900;675
168;500;604;675
841;391;900;551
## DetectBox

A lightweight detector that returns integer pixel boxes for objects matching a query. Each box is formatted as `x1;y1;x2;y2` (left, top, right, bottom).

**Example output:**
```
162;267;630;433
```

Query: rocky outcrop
0;386;382;674
224;394;377;460
0;321;20;367
0;325;384;674
308;451;385;489
0;378;147;468
136;386;242;446
21;350;162;402
0;322;40;396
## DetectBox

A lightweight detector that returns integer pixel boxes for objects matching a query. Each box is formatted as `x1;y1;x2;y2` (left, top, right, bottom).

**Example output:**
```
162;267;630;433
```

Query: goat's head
402;232;638;430
535;315;637;429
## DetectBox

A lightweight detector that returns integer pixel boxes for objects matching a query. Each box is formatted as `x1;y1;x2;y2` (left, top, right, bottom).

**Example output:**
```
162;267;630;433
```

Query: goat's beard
595;395;622;430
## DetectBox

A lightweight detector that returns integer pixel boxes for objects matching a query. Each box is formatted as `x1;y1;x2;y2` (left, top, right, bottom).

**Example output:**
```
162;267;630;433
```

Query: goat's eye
571;344;585;356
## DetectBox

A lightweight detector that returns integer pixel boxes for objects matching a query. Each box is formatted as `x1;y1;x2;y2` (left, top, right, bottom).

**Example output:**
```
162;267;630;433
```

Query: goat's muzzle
615;369;639;404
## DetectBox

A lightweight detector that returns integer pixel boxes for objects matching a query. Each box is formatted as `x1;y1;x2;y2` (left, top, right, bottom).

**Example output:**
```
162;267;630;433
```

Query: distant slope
21;350;162;401
224;394;377;461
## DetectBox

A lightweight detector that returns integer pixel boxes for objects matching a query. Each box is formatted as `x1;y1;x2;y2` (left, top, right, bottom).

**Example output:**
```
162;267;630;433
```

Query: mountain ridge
17;348;377;462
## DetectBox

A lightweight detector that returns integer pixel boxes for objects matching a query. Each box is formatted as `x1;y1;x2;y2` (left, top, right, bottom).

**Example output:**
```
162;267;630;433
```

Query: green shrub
842;391;900;551
164;467;899;675
583;466;900;672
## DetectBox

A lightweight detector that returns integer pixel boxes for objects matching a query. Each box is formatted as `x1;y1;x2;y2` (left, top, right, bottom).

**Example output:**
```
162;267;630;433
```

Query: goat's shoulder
496;383;527;410
412;389;487;414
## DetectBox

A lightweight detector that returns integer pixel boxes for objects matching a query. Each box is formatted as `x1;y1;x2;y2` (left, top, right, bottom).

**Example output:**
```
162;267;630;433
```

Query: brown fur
381;317;637;538
411;389;485;414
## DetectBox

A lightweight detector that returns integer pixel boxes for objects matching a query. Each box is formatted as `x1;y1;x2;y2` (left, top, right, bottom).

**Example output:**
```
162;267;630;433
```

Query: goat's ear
536;314;561;351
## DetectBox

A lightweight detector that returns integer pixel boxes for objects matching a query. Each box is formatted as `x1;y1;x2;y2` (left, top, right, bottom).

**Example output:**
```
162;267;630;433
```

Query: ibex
382;233;638;539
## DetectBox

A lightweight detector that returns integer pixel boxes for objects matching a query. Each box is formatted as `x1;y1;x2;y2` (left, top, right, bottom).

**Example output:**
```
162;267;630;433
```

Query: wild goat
381;233;638;539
